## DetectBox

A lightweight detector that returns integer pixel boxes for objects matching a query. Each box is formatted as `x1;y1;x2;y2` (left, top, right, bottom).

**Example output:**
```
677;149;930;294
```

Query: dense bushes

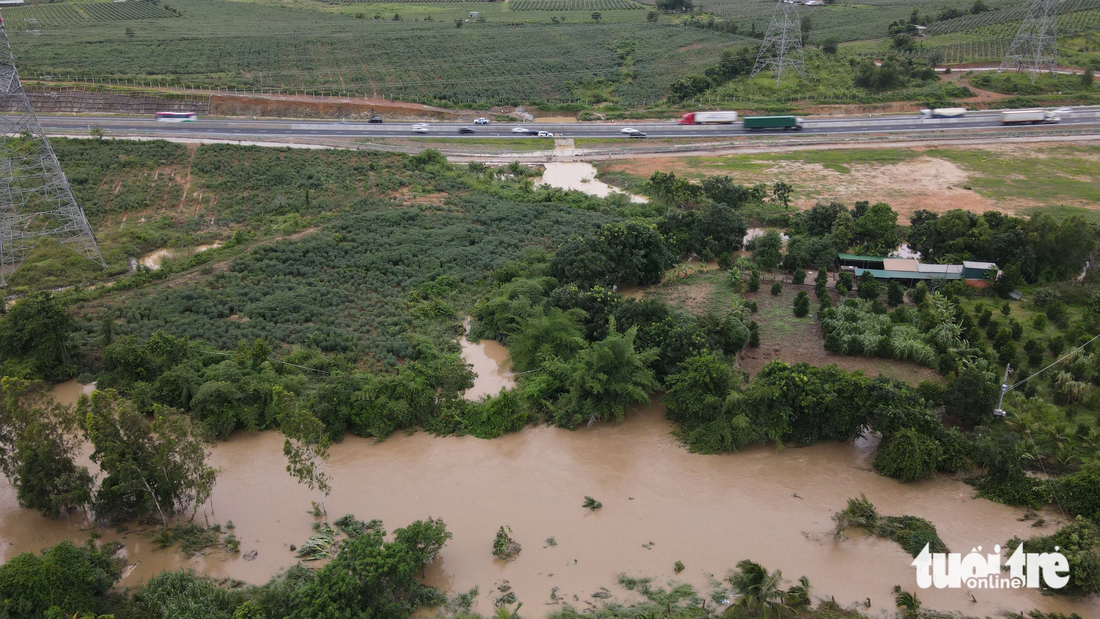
0;540;122;619
4;518;452;618
908;209;1096;285
666;359;964;483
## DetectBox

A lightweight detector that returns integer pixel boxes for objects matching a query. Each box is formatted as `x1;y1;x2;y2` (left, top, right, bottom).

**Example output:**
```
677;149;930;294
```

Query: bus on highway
155;111;197;122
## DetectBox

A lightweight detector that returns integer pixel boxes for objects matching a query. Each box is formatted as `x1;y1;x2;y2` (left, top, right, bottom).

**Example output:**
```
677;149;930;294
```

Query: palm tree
895;589;921;619
726;560;790;618
785;576;811;609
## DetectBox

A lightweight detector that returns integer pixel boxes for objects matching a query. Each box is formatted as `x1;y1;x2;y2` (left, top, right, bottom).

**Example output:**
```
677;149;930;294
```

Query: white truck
919;107;967;119
1000;109;1060;124
678;111;739;125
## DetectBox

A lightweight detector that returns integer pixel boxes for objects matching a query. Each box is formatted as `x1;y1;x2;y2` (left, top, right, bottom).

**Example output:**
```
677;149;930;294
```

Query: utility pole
993;363;1012;419
0;17;104;286
751;0;807;84
998;0;1058;83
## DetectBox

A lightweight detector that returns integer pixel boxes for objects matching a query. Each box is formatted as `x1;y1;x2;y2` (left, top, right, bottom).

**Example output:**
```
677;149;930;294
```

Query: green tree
0;540;121;619
944;368;997;426
793;291;810;318
82;390;218;526
0;292;77;381
772;181;793;208
289;519;451;618
1083;67;1095;90
551;320;659;429
821;38;838;54
726;560;790;619
887;281;904;306
873;428;942;482
752;230;783;270
748;270;761;292
508;307;587;372
857;271;880;301
277;387;332;516
770;281;782;296
0;378;93;517
791;267;806;285
853;203;899;252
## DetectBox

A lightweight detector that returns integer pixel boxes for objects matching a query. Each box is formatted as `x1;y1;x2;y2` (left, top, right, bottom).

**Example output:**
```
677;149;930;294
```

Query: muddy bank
1;404;1094;617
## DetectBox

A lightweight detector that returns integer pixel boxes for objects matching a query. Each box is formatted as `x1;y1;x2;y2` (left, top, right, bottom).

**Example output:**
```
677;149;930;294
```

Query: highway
26;107;1100;142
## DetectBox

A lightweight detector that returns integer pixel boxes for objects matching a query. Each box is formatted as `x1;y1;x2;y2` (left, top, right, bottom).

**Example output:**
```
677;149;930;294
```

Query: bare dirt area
600;140;1097;223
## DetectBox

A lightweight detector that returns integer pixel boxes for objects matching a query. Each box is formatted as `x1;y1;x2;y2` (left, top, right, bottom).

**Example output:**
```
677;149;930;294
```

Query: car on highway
537;130;555;138
458;127;476;134
411;123;429;133
620;127;647;137
1055;106;1074;117
474;117;490;125
369;117;383;124
511;126;530;133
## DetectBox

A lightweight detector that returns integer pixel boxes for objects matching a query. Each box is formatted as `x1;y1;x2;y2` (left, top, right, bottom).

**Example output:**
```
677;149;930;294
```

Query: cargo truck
742;115;804;131
1000;109;1060;124
678;111;739;125
919;107;967;119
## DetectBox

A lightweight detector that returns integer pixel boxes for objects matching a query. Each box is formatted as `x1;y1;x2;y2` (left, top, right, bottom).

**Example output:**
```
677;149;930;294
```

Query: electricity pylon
0;18;104;286
751;0;807;84
998;0;1058;83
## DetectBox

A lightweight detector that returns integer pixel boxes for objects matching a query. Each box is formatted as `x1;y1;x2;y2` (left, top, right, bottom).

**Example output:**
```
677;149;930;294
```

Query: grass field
598;142;1100;221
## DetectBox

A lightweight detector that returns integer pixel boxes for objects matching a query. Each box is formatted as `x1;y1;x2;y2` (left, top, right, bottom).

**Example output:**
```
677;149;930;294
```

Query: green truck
743;115;804;131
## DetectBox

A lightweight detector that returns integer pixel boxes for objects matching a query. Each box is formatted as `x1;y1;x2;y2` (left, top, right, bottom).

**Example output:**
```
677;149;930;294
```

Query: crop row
926;0;1100;36
511;0;646;11
916;38;1011;63
321;0;486;3
4;1;175;27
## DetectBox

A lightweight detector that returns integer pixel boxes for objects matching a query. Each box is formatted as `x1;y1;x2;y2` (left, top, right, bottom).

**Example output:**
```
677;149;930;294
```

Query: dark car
368;116;383;124
458;127;475;134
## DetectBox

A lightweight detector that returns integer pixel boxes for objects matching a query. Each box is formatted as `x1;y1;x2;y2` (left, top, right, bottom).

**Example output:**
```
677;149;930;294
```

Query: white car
537;130;555;138
620;127;641;134
511;126;531;133
474;117;490;125
411;123;429;133
1054;106;1074;117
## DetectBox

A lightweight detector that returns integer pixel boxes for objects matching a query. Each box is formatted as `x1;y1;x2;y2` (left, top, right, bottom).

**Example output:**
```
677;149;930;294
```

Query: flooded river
3;397;1096;616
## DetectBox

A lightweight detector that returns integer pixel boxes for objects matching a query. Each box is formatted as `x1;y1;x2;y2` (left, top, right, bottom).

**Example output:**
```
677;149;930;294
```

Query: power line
751;0;806;84
998;0;1059;83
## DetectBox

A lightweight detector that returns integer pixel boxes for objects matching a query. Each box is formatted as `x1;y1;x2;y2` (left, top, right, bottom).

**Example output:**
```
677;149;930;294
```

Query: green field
7;0;739;106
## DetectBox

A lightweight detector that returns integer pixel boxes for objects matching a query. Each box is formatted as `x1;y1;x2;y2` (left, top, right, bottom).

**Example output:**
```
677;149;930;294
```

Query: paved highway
25;107;1100;142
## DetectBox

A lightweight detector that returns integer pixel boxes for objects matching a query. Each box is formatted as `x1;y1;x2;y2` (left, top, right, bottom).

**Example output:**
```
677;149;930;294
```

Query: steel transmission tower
998;0;1058;83
751;0;807;84
0;19;104;286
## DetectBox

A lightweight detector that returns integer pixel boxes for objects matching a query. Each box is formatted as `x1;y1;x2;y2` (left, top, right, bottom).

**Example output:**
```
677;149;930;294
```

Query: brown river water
5;376;1096;616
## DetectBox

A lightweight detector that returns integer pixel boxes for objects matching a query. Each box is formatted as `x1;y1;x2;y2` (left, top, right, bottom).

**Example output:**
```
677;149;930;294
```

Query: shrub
944;368;997;426
793;291;810;317
873;428;942;482
748;270;760;292
770;281;783;296
792;268;806;285
908;283;928;305
887;281;904;307
492;526;521;561
1001;302;1011;316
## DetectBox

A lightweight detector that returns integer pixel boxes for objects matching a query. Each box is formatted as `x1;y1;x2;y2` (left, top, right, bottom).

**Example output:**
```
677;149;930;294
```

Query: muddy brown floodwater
460;329;516;401
2;385;1093;616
